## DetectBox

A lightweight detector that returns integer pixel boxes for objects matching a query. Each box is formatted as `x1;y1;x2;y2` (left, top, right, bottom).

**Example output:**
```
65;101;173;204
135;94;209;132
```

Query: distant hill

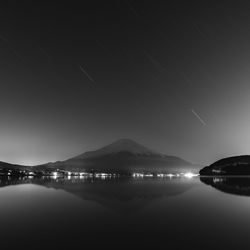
37;138;198;174
0;161;31;176
0;161;30;170
200;155;250;175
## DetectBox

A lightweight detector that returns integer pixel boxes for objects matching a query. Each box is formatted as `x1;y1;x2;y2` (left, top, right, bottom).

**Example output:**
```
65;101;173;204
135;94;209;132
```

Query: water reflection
1;176;250;249
0;176;196;211
200;176;250;196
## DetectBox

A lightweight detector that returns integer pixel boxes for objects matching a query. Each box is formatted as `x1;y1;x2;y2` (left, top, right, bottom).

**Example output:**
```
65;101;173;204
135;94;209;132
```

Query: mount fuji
38;139;199;174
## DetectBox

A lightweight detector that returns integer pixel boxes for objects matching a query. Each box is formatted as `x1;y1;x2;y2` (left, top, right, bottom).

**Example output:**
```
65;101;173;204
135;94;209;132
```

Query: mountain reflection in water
0;176;195;211
1;176;250;250
200;176;250;196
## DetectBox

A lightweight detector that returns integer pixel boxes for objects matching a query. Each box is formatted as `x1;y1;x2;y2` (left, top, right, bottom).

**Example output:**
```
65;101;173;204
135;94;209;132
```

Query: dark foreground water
1;176;250;250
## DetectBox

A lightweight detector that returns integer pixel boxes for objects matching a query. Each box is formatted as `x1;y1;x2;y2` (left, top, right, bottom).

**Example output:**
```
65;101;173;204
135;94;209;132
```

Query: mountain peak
104;138;156;154
112;138;138;144
74;138;158;159
109;138;147;147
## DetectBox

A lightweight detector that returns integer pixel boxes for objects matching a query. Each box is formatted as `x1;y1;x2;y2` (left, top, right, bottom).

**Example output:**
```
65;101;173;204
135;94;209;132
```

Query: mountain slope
41;139;198;174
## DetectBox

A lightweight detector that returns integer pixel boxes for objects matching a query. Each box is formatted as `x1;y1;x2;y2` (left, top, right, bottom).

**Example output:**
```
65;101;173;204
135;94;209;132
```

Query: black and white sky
0;0;250;165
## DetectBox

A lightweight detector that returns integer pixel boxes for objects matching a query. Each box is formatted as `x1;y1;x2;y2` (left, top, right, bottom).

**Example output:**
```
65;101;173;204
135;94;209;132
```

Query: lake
1;176;250;250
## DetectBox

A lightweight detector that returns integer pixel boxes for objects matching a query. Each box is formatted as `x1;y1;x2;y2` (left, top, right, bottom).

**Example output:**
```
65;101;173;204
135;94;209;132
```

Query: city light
183;172;198;178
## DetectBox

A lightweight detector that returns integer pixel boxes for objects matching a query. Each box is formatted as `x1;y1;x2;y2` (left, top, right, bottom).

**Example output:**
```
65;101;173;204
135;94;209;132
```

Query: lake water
1;176;250;250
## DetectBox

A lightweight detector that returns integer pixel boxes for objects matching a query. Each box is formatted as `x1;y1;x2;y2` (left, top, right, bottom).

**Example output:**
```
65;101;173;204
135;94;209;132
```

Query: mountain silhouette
0;161;31;172
39;138;198;174
200;155;250;175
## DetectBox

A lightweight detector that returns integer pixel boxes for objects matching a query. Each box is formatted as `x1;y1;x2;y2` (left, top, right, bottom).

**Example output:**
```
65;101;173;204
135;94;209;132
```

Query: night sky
0;0;250;165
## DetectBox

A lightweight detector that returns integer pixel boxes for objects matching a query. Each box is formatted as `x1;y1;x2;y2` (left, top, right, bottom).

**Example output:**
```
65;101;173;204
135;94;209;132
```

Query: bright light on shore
166;174;175;178
184;172;198;178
